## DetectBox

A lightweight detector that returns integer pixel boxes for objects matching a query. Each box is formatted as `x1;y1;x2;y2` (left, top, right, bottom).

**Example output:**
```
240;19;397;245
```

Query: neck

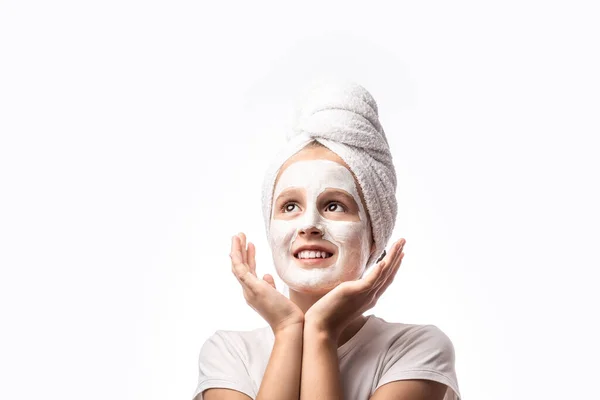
288;287;369;348
289;287;325;314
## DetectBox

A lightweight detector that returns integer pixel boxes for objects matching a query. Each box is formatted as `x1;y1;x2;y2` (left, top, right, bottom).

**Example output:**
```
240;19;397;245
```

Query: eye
325;202;346;213
282;202;300;213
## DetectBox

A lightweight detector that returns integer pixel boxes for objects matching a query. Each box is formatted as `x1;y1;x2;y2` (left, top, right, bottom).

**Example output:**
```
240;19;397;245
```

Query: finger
232;263;248;282
247;242;257;276
360;260;386;291
237;267;258;287
374;240;403;288
263;274;276;289
376;252;403;297
238;232;248;264
230;236;251;279
230;234;237;255
232;260;259;293
229;237;262;299
230;236;244;266
384;239;405;276
375;252;404;298
388;239;405;272
389;239;405;262
374;240;405;292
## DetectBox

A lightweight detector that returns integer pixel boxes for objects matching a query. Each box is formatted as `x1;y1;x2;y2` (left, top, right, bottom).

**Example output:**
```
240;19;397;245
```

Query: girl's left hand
304;238;406;339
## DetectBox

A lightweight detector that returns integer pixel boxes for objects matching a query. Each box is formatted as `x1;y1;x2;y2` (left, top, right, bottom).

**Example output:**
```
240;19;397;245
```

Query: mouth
292;245;337;268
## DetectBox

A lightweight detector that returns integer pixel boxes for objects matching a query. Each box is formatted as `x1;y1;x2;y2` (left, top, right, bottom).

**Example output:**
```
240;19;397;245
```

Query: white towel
261;80;397;269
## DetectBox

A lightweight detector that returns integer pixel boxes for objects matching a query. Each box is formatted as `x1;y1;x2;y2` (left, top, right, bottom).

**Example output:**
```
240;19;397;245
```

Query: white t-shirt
193;314;461;400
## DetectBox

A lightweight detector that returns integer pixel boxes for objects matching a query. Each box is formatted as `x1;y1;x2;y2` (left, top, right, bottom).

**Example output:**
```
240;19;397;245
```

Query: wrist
273;319;304;338
304;318;339;342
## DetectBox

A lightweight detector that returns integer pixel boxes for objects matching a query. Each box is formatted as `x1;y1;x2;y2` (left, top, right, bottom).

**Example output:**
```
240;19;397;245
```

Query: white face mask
269;159;372;293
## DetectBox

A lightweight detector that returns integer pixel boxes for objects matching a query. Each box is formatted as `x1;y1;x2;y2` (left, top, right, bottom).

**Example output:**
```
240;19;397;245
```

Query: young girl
193;81;461;400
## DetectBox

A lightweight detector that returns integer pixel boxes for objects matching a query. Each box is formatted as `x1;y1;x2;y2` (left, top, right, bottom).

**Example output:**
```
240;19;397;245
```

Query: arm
256;322;303;400
202;233;306;400
300;323;343;399
203;324;303;400
298;326;448;400
298;325;448;400
299;238;406;400
202;389;251;400
370;380;448;400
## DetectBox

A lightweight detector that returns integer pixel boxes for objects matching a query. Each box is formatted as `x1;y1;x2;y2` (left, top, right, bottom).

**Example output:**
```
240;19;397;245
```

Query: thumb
263;274;276;289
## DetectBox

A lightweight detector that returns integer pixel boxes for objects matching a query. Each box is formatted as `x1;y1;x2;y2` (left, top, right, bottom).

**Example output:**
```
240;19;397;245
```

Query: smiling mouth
292;250;336;268
295;250;333;259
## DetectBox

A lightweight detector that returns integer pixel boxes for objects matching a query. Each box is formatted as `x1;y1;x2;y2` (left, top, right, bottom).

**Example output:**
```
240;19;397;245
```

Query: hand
304;238;406;339
230;232;305;334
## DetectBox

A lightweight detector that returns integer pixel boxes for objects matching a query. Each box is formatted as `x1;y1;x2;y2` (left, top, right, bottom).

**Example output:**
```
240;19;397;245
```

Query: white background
1;1;599;399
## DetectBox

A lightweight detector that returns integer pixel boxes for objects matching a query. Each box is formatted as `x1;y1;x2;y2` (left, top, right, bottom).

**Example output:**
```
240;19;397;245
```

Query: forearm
256;323;303;400
300;323;342;400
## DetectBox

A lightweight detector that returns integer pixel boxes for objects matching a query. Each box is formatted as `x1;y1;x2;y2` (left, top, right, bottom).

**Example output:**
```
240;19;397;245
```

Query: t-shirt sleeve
375;324;461;400
192;330;256;400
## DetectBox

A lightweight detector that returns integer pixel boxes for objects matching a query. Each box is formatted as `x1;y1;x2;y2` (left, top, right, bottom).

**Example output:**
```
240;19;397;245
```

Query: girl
193;81;461;400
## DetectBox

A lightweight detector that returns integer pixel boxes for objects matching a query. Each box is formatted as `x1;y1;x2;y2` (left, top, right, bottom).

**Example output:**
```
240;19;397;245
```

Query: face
269;146;373;294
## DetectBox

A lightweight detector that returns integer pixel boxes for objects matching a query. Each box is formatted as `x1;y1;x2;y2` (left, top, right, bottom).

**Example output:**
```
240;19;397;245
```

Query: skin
202;144;446;400
269;144;387;341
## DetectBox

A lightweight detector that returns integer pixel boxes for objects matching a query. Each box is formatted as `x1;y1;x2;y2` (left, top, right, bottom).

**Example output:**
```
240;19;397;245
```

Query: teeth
296;250;332;259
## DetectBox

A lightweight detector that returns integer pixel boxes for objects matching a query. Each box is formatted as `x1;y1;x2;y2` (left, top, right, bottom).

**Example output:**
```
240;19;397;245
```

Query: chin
289;282;336;295
275;258;366;295
283;273;353;296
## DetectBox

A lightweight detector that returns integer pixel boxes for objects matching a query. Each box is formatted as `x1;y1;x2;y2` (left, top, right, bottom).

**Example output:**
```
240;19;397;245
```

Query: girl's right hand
230;233;304;334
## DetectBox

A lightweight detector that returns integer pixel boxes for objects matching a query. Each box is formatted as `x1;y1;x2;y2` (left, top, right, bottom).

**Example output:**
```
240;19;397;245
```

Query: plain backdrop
1;1;599;399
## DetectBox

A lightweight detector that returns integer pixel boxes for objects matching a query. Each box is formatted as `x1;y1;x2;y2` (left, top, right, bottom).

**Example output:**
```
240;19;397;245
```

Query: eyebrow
319;188;358;207
274;187;359;209
275;187;303;203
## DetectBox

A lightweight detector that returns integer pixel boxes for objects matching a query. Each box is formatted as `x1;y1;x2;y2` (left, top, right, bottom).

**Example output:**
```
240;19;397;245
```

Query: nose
299;225;324;237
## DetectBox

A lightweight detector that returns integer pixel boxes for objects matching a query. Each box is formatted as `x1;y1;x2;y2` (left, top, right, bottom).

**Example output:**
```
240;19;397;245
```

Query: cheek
326;221;372;273
325;220;368;245
269;220;296;250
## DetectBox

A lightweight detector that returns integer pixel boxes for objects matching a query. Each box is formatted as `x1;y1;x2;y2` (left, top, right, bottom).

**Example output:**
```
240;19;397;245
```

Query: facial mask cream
269;159;371;293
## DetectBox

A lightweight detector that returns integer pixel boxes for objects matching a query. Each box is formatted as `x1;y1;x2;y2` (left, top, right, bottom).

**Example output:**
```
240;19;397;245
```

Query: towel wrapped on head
261;80;398;269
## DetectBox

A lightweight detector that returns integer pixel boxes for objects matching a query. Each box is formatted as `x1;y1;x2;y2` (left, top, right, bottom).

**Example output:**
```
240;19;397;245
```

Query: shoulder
390;323;455;367
370;316;456;360
199;325;273;362
195;325;273;398
369;317;460;399
395;323;456;357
